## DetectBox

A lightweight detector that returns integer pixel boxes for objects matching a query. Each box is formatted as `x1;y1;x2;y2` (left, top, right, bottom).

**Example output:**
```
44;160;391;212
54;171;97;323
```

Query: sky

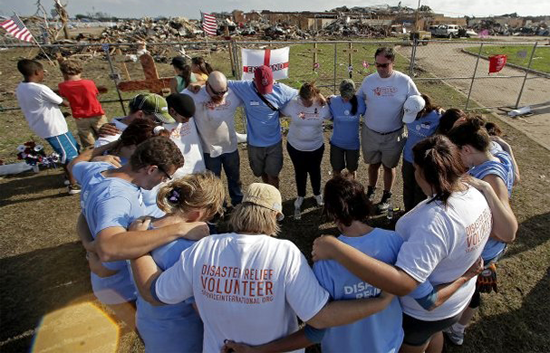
1;0;549;19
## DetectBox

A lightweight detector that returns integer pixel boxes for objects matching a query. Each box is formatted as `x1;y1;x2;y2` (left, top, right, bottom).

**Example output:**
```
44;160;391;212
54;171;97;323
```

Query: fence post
228;40;236;78
514;41;538;109
409;38;418;76
102;44;127;115
465;42;484;111
333;43;337;94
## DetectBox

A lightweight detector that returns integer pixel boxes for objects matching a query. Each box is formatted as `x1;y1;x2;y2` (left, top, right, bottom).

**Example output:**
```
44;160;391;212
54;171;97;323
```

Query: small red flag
489;54;507;74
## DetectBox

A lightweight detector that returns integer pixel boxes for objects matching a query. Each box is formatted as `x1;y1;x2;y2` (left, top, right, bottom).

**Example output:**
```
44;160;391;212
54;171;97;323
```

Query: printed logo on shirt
373;86;398;97
200;264;275;304
169;123;191;139
250;101;260;106
465;208;492;252
298;111;321;120
204;99;231;111
344;281;381;299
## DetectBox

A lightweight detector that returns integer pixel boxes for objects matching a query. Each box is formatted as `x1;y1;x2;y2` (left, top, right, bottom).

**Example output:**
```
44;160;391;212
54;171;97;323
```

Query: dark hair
166;93;196;118
323;173;373;227
417;94;441;119
191;57;213;75
447;115;491;152
299;82;320;101
374;47;395;61
129;136;184;173
172;57;193;87
412;135;467;206
113;118;162;155
59;59;83;76
485;121;503;137
437;108;466;136
349;95;359;115
17;59;43;77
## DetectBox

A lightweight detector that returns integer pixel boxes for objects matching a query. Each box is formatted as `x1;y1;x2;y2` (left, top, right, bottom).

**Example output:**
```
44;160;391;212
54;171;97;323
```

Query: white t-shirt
164;119;206;177
154;232;330;353
183;87;243;157
282;97;331;151
94;117;127;147
395;185;492;321
357;71;420;133
15;82;68;139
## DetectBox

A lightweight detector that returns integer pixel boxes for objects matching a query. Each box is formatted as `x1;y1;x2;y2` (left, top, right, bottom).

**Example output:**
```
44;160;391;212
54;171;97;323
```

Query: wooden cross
343;42;358;78
307;43;322;72
117;53;172;95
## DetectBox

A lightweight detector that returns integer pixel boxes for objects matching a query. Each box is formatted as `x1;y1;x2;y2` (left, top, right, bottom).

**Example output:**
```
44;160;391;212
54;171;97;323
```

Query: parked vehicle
435;24;460;38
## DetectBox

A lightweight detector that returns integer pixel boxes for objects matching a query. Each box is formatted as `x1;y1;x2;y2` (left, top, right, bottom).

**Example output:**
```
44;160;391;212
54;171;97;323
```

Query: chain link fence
1;39;548;115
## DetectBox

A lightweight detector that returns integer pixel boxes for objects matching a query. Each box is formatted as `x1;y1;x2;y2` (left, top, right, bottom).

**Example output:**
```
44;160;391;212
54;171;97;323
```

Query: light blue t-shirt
313;228;404;353
228;81;297;147
403;110;442;163
328;96;366;150
82;173;146;304
469;152;515;261
73;162;137;304
136;235;203;353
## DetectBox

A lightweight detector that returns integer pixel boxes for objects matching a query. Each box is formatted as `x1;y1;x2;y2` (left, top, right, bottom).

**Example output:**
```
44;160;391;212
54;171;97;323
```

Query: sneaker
443;326;464;346
294;196;304;209
294;197;304;220
366;186;376;202
68;184;81;195
314;194;324;207
376;199;391;214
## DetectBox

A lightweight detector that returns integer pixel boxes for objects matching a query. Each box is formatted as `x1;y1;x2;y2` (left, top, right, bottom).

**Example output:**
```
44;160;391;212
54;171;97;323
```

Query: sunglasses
156;165;173;180
375;62;391;68
207;82;228;96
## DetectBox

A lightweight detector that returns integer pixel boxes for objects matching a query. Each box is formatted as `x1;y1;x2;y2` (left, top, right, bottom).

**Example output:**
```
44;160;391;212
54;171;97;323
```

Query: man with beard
183;71;244;206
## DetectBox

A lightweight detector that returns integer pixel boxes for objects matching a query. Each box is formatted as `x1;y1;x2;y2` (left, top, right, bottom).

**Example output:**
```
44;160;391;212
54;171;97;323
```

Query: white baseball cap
402;95;426;123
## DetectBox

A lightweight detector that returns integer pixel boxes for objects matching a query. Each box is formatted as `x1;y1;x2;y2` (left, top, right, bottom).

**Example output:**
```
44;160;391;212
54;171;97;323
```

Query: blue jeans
203;150;243;205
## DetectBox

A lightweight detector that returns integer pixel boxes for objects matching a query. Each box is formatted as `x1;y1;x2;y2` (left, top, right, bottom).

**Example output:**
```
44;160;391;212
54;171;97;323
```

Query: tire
448;33;454;39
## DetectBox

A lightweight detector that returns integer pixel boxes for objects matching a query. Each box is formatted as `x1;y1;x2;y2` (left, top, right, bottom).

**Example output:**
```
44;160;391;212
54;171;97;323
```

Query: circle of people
15;46;519;353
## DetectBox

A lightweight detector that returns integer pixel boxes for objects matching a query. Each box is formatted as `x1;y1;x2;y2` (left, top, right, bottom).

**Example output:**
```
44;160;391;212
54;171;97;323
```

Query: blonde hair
229;204;280;236
59;59;83;76
157;171;225;221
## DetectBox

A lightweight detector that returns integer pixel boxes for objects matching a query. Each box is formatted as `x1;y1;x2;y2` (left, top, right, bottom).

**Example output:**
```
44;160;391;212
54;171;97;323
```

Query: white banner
241;47;290;80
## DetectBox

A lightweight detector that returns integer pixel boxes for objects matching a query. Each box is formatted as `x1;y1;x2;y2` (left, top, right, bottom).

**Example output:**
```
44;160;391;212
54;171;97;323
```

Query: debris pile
316;18;386;38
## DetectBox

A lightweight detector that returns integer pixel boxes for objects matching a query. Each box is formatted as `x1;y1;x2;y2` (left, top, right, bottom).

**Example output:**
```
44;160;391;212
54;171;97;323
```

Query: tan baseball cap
243;183;284;220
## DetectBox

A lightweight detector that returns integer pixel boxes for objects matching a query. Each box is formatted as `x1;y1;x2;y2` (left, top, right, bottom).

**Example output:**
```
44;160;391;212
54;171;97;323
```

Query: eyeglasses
207;82;228;96
156;165;173;180
375;62;391;68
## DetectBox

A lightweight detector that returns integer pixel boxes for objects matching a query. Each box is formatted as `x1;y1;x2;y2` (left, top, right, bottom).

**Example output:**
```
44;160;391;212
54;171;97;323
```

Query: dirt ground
1;41;550;353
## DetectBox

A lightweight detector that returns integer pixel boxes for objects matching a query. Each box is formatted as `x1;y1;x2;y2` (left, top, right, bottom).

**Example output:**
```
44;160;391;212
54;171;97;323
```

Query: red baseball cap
254;65;273;94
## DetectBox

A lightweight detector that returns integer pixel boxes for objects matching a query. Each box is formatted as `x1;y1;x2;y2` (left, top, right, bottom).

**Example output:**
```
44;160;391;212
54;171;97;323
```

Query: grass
464;45;550;73
1;40;549;353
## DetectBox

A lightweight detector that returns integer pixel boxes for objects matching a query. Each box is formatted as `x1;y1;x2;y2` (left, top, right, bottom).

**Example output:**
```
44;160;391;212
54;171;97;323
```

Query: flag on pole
241;47;290;80
1;14;35;42
201;12;217;36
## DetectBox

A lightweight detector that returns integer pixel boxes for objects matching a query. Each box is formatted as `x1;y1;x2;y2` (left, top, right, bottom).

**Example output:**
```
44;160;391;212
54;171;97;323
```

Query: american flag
201;12;217;36
1;15;34;42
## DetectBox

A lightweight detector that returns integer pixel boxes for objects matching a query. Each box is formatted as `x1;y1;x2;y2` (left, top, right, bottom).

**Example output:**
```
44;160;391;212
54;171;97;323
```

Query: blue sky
1;0;548;19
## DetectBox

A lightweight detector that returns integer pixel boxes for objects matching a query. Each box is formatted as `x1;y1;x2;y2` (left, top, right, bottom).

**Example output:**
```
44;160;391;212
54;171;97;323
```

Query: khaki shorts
74;115;109;148
247;141;283;177
361;126;406;168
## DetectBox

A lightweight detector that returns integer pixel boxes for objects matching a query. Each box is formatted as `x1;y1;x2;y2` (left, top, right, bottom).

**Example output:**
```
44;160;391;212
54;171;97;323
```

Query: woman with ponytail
131;171;225;353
